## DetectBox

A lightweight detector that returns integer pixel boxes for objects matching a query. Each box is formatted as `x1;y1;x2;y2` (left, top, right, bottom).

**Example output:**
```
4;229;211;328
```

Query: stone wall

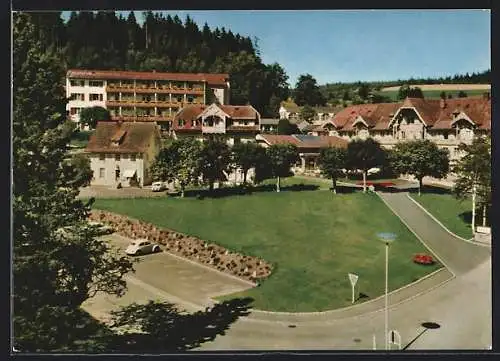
90;210;273;283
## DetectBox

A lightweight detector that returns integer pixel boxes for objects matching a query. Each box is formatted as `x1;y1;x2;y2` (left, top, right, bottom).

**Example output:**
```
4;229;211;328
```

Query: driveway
78;185;168;199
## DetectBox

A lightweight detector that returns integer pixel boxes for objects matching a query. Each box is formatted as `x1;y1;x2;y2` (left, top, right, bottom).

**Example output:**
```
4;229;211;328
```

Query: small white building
84;121;161;187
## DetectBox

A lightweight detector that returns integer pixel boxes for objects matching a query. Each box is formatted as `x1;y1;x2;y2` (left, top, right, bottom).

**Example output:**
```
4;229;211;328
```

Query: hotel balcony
105;100;185;108
105;85;204;95
111;114;172;122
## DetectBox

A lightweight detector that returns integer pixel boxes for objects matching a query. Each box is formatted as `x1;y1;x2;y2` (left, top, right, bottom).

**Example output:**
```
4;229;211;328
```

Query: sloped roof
85;121;159;154
67;69;229;86
332;96;491;131
257;134;348;150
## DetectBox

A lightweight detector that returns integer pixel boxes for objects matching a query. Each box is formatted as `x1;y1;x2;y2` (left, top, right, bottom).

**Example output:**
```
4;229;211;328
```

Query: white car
125;239;161;256
151;181;166;192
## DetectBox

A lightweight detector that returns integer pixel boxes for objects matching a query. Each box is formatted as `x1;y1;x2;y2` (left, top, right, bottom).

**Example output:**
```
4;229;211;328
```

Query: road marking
124;274;207;312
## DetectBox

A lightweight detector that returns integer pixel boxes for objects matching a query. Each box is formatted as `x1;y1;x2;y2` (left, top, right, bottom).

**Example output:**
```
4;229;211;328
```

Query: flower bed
89;210;273;283
413;253;435;265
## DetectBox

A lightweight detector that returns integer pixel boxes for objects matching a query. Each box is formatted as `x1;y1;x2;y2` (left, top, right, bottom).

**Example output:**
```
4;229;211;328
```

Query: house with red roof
256;134;348;173
315;95;491;160
85;121;161;187
171;103;261;145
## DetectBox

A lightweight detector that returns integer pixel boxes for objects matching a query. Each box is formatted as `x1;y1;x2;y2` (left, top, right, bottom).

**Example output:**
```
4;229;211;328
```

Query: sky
60;10;491;86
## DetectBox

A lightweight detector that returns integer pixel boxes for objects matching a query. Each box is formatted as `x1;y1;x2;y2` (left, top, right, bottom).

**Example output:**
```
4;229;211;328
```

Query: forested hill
29;11;290;117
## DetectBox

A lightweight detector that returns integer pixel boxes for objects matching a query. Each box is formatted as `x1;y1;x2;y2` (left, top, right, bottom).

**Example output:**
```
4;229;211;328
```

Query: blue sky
61;10;490;86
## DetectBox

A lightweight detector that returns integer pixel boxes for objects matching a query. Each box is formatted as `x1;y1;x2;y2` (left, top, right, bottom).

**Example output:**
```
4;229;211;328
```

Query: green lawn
376;89;487;101
93;184;441;312
410;189;473;239
70;130;93;148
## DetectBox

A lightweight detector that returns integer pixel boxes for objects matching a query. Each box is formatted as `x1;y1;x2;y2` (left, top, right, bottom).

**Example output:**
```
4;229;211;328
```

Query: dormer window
111;129;127;146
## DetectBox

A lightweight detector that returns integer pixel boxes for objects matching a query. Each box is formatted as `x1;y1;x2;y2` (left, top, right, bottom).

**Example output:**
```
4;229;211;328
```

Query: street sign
348;273;359;287
388;330;401;350
348;273;359;303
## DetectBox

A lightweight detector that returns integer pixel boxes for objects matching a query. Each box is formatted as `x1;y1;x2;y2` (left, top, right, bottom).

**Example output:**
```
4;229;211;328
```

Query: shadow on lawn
408;185;452;195
181;183;320;199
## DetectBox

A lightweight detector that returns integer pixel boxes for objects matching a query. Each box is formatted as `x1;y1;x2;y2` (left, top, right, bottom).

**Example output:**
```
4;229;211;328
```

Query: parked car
88;221;114;235
151;181;166;192
125;239;161;256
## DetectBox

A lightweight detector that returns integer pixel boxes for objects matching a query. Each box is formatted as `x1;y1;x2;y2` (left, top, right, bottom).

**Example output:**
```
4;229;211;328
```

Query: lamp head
377;232;397;245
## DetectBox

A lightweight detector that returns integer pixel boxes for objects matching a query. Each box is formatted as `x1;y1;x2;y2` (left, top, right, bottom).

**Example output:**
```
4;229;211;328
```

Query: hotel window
115;154;121;161
89;93;103;101
131;154;136;161
70;79;85;87
70;93;85;101
178;119;185;127
99;168;105;178
70;107;81;115
187;96;194;103
99;153;105;161
176;96;183;103
89;80;104;87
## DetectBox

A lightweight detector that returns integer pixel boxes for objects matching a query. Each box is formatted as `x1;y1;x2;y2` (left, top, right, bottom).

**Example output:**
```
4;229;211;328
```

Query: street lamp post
377;232;397;351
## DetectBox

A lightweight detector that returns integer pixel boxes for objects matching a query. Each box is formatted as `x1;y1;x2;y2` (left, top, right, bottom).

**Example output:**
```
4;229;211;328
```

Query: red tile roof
67;69;229;86
257;134;348;150
171;104;260;131
85;121;159;154
332;97;491;131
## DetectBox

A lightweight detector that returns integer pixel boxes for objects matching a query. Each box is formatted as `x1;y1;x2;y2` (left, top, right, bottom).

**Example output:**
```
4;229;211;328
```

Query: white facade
66;78;107;125
89;153;146;187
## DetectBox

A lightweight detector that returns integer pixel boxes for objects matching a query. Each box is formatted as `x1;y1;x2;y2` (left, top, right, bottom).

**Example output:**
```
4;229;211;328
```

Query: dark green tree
13;13;133;351
79;106;111;129
277;118;299;135
346;138;387;193
318;147;347;194
231;142;263;185
300;105;316;122
293;74;326;106
266;144;300;192
198;137;232;193
391;140;449;196
452;136;491;231
458;90;468;98
398;85;424;99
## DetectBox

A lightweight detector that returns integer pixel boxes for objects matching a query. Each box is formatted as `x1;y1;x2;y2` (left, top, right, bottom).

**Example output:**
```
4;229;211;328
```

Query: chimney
440;98;446;109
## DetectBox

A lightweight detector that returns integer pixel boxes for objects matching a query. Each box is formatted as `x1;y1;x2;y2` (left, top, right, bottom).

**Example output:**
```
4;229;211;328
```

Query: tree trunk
362;171;367;193
482;204;487;227
418;177;423;196
332;177;337;194
209;180;214;193
472;183;476;234
276;176;281;193
243;170;247;185
180;184;185;198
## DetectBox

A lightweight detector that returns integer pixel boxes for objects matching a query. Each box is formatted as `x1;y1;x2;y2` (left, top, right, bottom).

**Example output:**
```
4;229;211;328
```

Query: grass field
70;130;93;148
410;187;473;239
93;181;441;312
375;89;486;102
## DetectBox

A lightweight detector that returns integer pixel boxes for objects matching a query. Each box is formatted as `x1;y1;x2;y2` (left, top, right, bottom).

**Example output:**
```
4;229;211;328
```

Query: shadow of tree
182;183;319;199
105;297;254;352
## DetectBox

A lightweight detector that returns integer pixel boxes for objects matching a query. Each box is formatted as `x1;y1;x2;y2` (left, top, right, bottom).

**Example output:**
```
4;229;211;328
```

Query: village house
85;121;161;187
260;118;280;133
66;69;230;129
170;103;261;145
256;134;348;174
311;95;491;161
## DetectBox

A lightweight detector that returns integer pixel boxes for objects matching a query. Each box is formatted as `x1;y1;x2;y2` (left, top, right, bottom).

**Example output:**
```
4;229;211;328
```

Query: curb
247;267;450;317
375;192;456;278
245;269;455;324
406;194;490;248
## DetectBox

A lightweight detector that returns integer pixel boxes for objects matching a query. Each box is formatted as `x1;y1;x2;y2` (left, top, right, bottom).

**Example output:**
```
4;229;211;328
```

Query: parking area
82;233;254;322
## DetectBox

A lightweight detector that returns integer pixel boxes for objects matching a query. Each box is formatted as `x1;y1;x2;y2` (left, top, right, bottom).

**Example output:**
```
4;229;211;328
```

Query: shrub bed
89;210;273;283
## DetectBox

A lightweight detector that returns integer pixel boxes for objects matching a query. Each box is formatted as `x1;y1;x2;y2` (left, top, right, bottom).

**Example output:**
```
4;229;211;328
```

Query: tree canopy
391;139;449;195
318;147;347;194
277;118;299;135
293;74;326;106
266;144;300;192
397;84;424;99
346;138;387;193
79;106;111;129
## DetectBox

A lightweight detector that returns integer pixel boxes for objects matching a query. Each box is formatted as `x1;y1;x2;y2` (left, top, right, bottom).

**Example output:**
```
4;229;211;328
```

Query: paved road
82;190;491;350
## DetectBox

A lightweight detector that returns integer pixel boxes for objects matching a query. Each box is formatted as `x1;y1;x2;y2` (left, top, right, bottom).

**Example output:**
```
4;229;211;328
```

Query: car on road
151;181;166;192
125;239;161;256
